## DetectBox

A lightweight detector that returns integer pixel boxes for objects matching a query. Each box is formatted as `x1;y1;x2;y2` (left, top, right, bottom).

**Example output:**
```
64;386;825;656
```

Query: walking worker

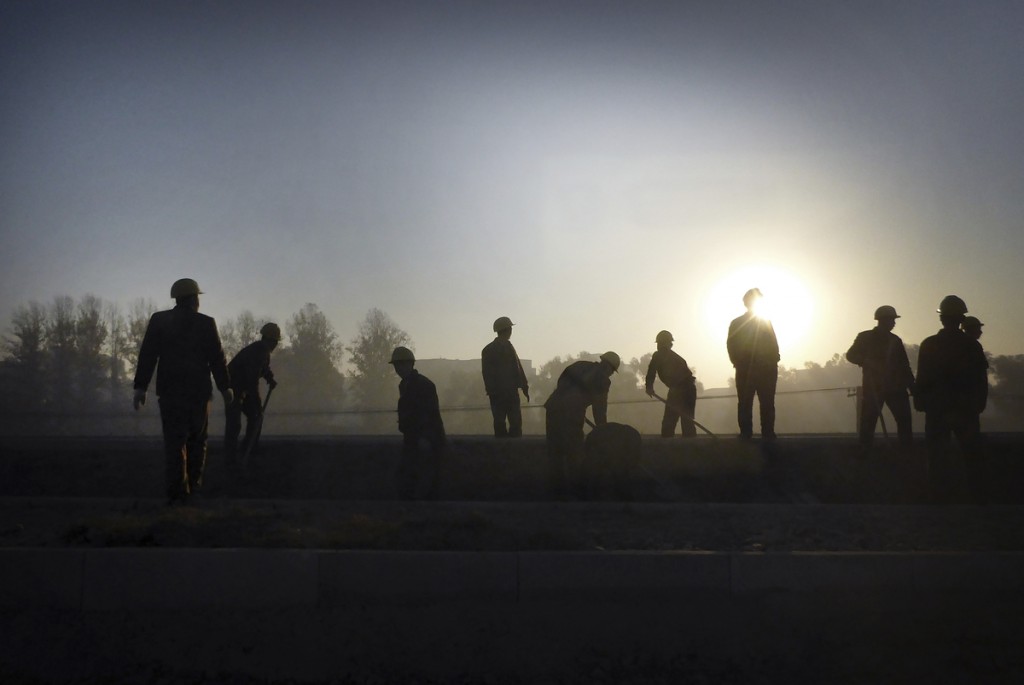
543;351;620;498
845;306;915;450
225;322;280;474
389;346;446;500
645;330;698;437
132;278;232;504
727;288;780;439
915;295;989;455
481;316;530;437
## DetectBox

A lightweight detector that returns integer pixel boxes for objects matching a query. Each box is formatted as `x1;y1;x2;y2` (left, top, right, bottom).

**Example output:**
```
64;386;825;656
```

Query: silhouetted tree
272;303;345;412
991;355;1024;397
104;302;128;403
75;295;108;408
46;296;77;412
124;298;157;374
2;301;47;411
346;308;411;410
220;310;263;359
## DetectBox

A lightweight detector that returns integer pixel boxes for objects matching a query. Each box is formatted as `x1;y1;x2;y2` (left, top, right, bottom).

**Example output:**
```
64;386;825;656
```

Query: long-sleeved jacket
846;328;914;394
645;349;695;392
398;370;446;441
228;340;275;396
133;306;230;401
916;328;989;415
481;337;529;397
544;360;610;424
727;312;780;369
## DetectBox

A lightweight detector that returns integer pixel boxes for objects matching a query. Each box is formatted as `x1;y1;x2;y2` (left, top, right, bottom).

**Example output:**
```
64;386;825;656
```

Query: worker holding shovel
225;322;280;476
645;330;698;438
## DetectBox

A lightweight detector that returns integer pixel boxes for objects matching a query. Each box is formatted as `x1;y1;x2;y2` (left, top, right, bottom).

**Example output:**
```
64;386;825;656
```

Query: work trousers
925;409;983;458
397;431;443;500
489;392;523;437
662;383;697;437
859;387;913;449
225;391;262;469
158;396;211;501
735;364;778;438
545;409;585;499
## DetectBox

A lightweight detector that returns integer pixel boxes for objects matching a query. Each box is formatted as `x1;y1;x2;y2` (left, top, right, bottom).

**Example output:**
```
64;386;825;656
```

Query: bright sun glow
703;265;815;353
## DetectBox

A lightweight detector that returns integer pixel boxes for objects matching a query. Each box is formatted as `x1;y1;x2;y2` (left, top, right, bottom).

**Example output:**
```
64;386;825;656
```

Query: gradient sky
3;1;1023;388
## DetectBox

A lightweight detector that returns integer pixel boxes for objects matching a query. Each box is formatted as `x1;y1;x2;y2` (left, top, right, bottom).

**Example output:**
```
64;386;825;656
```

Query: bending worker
645;330;698;438
543;352;619;498
481;316;530;437
225;322;280;474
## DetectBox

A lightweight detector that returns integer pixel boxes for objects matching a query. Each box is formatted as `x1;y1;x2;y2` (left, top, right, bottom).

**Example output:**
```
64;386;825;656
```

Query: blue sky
3;1;1023;387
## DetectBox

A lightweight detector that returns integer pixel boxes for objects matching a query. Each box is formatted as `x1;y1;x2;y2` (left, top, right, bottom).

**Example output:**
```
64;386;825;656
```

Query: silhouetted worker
389;346;445;500
132;278;232;504
543;352;620;498
962;315;984;341
645;330;697;438
960;316;986;439
915;295;989;456
481;316;530;438
846;306;915;450
727;288;780;439
225;322;280;474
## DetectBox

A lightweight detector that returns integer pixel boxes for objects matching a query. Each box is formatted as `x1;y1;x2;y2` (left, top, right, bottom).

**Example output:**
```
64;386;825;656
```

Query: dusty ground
3;434;1024;551
5;497;1024;552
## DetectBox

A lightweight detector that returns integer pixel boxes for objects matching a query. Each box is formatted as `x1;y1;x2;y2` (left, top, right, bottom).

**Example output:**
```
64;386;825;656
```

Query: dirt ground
5;497;1024;552
3;434;1024;552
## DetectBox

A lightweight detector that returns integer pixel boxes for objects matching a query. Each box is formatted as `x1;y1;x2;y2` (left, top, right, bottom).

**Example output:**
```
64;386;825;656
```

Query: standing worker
132;278;232;504
225;322;281;475
915;295;989;456
845;306;915;450
645;330;698;437
727;288;780;439
544;352;619;498
962;315;984;341
389;346;446;500
481;316;530;437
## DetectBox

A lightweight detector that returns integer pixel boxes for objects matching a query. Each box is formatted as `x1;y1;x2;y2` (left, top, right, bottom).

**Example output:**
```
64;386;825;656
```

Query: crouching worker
389;346;446;500
544;351;620;499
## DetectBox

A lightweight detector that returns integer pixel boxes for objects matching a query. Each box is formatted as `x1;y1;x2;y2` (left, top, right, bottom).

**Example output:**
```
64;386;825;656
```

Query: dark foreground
2;434;1024;683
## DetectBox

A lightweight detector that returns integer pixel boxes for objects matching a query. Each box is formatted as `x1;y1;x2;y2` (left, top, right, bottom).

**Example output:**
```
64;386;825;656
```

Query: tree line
3;295;1024;432
0;296;408;420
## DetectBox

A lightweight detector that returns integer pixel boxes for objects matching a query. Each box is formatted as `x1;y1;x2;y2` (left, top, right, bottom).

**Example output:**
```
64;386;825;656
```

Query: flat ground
3;434;1023;551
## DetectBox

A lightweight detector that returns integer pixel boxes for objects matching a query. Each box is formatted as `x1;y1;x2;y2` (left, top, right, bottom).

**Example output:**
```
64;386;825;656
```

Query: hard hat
388;346;415;364
170;278;202;299
260;323;282;340
599;351;621;372
493;316;514;333
937;295;968;316
743;288;763;306
873;305;900;320
962;315;984;329
655;330;674;345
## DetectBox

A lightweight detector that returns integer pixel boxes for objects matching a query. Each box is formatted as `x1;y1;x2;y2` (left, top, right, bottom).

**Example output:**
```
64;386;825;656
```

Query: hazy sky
3;1;1022;388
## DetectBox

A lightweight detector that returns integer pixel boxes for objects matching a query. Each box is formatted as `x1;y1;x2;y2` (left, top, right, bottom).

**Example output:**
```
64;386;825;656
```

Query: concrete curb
3;549;1023;609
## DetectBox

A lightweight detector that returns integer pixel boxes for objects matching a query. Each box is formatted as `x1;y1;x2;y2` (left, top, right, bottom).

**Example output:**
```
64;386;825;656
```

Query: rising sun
703;265;815;351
